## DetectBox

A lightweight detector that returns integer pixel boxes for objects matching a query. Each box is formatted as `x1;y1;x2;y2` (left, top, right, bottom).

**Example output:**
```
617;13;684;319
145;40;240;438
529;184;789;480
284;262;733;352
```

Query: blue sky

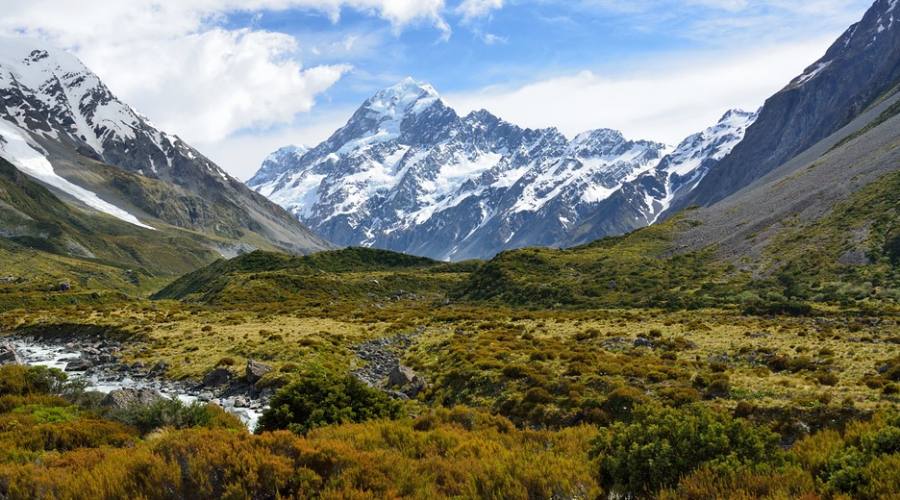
1;0;875;178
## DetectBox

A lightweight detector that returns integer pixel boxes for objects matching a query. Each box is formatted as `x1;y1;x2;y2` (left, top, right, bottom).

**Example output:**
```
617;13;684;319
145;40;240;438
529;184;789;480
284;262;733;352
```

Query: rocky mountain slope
564;109;757;246
0;156;218;281
676;0;900;210
0;37;331;264
251;79;754;260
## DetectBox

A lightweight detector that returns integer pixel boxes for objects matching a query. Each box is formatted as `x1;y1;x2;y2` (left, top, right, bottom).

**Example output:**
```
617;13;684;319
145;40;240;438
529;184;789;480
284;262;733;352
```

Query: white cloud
445;37;836;145
196;107;355;180
0;0;449;144
83;29;349;143
456;0;504;21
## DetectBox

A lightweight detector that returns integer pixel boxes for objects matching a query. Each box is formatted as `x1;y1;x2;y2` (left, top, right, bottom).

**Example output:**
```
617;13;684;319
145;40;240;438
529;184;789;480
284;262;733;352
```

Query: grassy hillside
0;158;221;277
159;164;898;315
152;247;473;312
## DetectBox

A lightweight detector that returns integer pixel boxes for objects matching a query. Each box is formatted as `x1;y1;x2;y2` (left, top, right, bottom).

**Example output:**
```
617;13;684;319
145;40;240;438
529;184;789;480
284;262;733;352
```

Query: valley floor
1;292;898;498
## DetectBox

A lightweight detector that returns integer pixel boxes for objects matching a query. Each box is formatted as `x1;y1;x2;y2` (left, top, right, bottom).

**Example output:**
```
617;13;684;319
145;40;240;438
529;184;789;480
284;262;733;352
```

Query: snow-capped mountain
251;78;755;260
0;38;227;183
562;109;757;247
252;145;310;189
0;37;329;256
633;109;758;223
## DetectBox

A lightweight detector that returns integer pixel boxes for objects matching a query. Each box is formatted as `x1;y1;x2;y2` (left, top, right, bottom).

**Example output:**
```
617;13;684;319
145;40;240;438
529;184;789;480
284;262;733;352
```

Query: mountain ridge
674;0;900;211
0;37;332;266
250;79;754;260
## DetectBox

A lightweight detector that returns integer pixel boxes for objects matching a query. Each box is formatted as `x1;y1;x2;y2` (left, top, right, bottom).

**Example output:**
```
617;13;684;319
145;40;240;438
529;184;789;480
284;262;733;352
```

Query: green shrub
0;365;68;396
257;372;401;435
812;413;900;498
108;399;243;434
589;404;781;496
600;386;646;422
885;232;900;266
743;299;813;317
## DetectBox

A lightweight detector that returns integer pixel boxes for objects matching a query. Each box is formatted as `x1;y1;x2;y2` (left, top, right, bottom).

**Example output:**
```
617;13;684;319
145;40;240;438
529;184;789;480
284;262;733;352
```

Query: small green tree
589;404;781;496
257;372;401;434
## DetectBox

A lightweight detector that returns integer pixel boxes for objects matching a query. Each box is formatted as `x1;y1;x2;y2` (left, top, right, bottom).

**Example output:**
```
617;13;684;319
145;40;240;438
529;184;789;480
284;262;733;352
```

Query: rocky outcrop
101;388;164;409
352;331;427;398
246;359;272;384
387;365;426;398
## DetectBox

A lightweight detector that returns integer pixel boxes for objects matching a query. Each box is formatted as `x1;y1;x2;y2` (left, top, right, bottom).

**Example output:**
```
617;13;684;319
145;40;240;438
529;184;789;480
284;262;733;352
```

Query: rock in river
65;357;94;371
201;367;233;388
101;388;164;409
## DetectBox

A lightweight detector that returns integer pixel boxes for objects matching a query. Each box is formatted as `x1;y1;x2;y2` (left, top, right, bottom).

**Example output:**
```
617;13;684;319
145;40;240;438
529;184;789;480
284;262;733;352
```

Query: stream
7;337;266;431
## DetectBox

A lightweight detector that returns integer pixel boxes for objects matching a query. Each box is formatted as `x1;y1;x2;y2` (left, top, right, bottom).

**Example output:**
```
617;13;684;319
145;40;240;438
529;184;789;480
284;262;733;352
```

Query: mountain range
249;80;756;260
0;0;897;284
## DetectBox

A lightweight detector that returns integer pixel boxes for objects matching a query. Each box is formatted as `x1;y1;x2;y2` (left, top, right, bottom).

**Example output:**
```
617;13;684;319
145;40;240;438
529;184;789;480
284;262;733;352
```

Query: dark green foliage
804;413;900;498
742;298;813;317
107;399;243;434
257;372;402;434
151;247;459;306
887;231;900;266
590;404;781;495
0;365;68;396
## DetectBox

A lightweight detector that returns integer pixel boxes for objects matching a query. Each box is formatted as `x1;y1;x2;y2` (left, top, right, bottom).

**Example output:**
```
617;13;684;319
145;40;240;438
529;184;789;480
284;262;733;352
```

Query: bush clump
257;372;401;434
108;399;243;435
0;365;69;396
589;404;781;496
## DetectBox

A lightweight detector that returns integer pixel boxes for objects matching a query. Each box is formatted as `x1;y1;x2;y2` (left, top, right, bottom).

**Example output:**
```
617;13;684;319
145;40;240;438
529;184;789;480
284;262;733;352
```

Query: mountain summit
0;37;330;262
249;80;753;260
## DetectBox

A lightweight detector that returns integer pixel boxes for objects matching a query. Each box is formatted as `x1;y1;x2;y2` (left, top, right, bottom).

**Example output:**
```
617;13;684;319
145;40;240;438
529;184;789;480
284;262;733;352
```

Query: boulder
633;337;654;348
65;357;93;371
147;361;169;377
0;343;21;365
101;388;164;409
387;364;425;397
245;359;272;384
202;367;233;387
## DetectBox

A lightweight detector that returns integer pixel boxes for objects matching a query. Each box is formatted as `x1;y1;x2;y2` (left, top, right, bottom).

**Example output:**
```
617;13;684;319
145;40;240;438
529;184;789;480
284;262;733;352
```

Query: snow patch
0;120;153;229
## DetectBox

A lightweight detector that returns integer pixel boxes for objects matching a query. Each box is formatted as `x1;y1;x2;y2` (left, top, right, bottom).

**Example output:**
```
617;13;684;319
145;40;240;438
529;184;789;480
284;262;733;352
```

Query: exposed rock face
676;0;900;210
245;359;272;384
201;367;233;388
101;388;164;409
387;364;425;397
0;343;21;365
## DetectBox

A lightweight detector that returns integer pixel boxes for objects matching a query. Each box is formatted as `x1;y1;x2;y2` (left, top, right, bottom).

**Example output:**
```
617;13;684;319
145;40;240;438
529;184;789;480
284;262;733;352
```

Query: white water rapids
9;338;265;431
